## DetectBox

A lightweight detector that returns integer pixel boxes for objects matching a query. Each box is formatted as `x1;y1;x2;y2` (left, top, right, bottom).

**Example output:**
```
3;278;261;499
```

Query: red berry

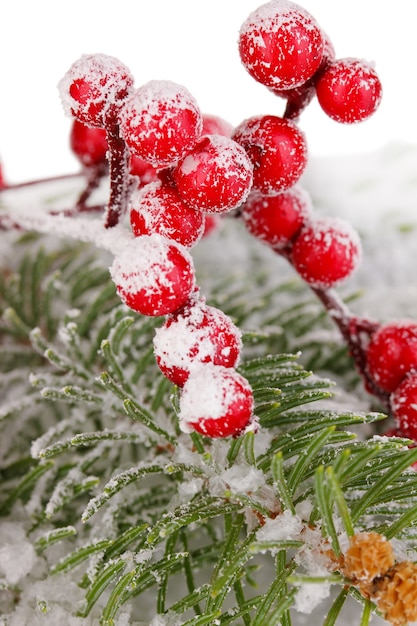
271;31;336;120
153;300;242;386
391;374;417;440
129;180;205;248
201;114;233;137
239;0;324;90
241;186;312;248
0;162;6;189
179;364;254;438
110;234;195;317
172;135;253;213
316;58;382;124
232;115;307;194
129;154;158;187
69;120;108;167
366;321;417;393
291;217;361;288
58;54;134;128
120;80;202;168
201;214;222;238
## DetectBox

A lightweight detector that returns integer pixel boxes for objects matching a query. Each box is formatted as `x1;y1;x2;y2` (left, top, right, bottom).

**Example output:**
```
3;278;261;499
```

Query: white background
1;0;415;182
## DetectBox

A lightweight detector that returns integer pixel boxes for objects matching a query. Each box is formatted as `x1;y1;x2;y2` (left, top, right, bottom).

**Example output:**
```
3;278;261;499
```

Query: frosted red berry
179;365;254;438
232;115;307;194
110;234;195;317
271;30;335;120
201;114;233;137
172;135;253;213
316;58;382;124
291;217;361;288
153;300;242;386
58;54;134;128
129;154;158;187
201;214;221;238
242;186;312;248
366;321;417;393
0;162;6;189
129;180;205;248
69;120;108;167
120;80;203;168
239;0;324;90
391;374;417;440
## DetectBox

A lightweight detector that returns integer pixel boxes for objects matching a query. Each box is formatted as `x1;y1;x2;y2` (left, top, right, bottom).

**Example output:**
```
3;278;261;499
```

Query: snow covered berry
0;162;6;189
391;374;417;440
172;135;253;213
69;120;108;167
110;234;195;317
153;300;242;387
58;53;134;128
179;364;254;438
120;80;203;168
232;115;307;194
241;186;312;248
239;0;324;90
366;321;417;393
291;217;361;288
201;114;233;137
271;30;336;120
129;154;158;187
316;58;382;124
129;180;205;248
201;214;222;238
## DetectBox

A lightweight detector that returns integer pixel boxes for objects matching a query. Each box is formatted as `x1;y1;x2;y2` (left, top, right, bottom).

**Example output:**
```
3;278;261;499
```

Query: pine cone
343;532;395;582
373;561;417;626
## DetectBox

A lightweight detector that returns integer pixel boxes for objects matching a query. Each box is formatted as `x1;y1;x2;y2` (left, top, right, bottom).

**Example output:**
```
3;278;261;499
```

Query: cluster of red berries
239;0;382;124
58;0;387;440
59;53;255;438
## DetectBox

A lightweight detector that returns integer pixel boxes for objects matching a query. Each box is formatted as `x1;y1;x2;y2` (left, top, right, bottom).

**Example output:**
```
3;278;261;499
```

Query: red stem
277;246;391;413
104;121;130;228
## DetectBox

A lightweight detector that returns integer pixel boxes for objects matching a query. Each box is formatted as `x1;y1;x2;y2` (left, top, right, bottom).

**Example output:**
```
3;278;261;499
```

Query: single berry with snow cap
232;115;307;194
129;180;205;248
179;364;255;438
241;186;312;248
70;120;108;167
239;0;324;90
120;80;203;168
153;300;242;386
366;321;417;393
316;58;382;124
172;134;253;213
110;234;196;317
391;374;417;440
291;217;361;288
58;53;134;128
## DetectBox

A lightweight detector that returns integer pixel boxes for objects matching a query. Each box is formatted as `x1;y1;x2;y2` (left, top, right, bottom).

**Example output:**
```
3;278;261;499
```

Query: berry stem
76;162;108;210
0;172;82;190
278;246;390;412
104;121;130;229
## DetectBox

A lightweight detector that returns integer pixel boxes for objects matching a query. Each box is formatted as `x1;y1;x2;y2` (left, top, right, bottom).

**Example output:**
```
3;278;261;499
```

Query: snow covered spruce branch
1;0;415;436
2;2;417;625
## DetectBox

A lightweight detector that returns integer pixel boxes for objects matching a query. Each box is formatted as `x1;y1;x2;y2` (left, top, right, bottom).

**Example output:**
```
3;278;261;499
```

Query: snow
0;524;38;586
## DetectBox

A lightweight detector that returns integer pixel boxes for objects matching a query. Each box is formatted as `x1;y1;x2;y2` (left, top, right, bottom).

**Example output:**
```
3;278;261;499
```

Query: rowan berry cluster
56;0;417;446
59;49;255;438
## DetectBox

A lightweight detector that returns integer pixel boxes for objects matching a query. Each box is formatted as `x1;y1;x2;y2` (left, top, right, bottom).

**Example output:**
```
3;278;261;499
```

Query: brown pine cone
343;532;395;583
373;561;417;626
